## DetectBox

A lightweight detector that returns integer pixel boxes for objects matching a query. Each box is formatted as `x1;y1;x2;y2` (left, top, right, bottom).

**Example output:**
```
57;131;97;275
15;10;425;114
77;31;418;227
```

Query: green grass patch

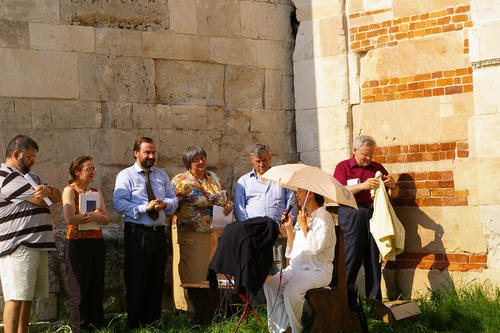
40;284;500;333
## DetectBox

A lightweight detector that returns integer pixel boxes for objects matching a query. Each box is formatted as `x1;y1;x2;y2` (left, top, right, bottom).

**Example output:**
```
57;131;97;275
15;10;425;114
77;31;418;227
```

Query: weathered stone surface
295;106;348;153
0;19;28;49
95;28;141;56
158;129;225;175
0;0;59;24
257;40;294;74
210;37;258;66
472;67;500;115
296;3;344;21
196;0;241;37
394;0;471;18
457;206;487;254
79;54;156;103
225;65;265;109
0;99;34;129
480;205;500;268
90;129;150;166
169;0;197;34
32;294;58;321
31;100;103;129
60;0;168;31
171;105;208;130
29;23;95;53
472;0;500;24
136;104;173;129
142;32;210;61
264;69;283;110
155;60;225;106
294;19;315;62
241;2;293;41
476;157;500;205
469;22;500;63
0;49;78;99
282;75;295;110
454;159;479;206
294;56;348;110
470;114;500;158
104;103;174;130
254;131;296;163
352;98;443;147
292;0;336;9
362;33;468;80
207;107;252;132
251;109;289;132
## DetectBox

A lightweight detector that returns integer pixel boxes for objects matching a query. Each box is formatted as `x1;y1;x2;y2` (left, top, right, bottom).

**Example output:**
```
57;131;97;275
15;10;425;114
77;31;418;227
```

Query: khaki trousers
172;227;212;311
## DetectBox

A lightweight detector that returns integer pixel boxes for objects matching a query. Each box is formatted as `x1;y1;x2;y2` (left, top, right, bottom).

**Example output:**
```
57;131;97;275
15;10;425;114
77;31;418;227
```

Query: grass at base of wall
7;283;500;333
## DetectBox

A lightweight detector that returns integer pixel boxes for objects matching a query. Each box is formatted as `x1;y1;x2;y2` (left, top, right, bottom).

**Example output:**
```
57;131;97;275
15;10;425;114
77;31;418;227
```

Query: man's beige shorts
0;245;49;301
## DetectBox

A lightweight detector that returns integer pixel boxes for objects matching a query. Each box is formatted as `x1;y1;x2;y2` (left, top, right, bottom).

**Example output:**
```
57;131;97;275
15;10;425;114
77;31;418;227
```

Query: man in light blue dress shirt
234;143;296;274
113;136;178;329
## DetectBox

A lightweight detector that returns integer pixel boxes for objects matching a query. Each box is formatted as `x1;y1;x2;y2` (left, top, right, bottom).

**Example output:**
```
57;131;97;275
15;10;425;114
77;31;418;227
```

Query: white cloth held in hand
369;171;405;261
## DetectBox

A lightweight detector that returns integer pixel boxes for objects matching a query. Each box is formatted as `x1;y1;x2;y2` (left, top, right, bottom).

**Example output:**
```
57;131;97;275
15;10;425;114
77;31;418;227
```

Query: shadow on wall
384;173;453;300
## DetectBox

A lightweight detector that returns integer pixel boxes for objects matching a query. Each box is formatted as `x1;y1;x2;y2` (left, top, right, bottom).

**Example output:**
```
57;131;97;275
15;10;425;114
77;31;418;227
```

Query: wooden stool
305;226;362;333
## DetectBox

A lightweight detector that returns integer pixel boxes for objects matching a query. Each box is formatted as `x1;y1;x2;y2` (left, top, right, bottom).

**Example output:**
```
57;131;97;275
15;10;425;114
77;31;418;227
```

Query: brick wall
349;5;472;53
374;141;477;271
384;252;487;272
349;5;473;103
374;141;469;207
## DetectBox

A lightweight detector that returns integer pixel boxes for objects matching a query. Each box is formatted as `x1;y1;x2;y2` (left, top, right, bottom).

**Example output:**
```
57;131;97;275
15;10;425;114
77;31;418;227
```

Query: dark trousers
124;223;167;329
338;206;382;300
66;238;105;333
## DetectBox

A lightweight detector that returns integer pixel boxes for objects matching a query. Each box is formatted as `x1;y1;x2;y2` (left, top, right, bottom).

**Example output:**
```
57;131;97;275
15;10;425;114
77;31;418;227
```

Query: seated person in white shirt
263;189;336;333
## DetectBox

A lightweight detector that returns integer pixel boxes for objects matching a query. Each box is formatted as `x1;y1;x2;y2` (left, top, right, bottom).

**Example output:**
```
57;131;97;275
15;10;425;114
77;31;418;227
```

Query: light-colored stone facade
293;0;500;300
0;0;296;322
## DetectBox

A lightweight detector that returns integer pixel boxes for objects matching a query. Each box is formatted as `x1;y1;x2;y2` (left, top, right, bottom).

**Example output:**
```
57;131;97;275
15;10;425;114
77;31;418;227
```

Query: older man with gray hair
333;135;399;301
234;143;296;274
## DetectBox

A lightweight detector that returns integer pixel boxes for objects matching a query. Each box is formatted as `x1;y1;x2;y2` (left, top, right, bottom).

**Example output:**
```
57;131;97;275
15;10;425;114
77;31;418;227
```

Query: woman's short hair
182;146;207;169
69;155;92;184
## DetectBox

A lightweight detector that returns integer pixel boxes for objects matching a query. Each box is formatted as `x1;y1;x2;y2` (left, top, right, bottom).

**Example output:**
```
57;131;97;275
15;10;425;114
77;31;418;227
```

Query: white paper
78;192;101;231
211;205;232;228
24;174;52;206
347;178;361;186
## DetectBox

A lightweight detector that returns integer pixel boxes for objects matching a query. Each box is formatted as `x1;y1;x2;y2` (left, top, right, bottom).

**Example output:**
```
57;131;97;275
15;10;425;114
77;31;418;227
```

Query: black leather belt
358;203;374;209
125;222;165;232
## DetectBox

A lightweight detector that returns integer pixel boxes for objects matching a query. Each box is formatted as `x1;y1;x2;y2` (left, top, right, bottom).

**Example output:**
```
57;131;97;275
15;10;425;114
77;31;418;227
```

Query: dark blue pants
66;238;105;333
338;206;382;300
124;223;167;329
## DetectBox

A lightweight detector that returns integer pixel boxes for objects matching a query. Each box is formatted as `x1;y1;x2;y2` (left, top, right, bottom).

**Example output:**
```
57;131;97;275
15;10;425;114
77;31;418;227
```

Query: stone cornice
472;58;500;69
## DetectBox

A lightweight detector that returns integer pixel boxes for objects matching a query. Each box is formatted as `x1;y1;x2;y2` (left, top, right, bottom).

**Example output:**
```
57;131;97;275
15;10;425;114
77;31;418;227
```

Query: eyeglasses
191;156;207;163
358;152;374;158
25;154;37;161
81;167;97;173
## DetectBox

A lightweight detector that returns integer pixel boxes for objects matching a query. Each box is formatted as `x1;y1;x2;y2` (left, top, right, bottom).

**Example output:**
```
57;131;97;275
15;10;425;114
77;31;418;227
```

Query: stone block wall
0;0;297;322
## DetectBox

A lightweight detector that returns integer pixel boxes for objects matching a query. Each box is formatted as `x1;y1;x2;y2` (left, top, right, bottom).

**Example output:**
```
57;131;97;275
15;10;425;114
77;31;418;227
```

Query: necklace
188;171;218;206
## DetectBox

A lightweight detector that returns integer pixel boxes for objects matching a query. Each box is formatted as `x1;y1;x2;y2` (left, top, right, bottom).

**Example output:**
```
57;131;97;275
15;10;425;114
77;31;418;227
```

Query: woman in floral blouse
171;146;233;312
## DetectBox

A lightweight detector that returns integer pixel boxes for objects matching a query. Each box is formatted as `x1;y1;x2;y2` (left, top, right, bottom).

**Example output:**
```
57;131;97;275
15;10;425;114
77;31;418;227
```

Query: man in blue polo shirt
334;135;399;300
